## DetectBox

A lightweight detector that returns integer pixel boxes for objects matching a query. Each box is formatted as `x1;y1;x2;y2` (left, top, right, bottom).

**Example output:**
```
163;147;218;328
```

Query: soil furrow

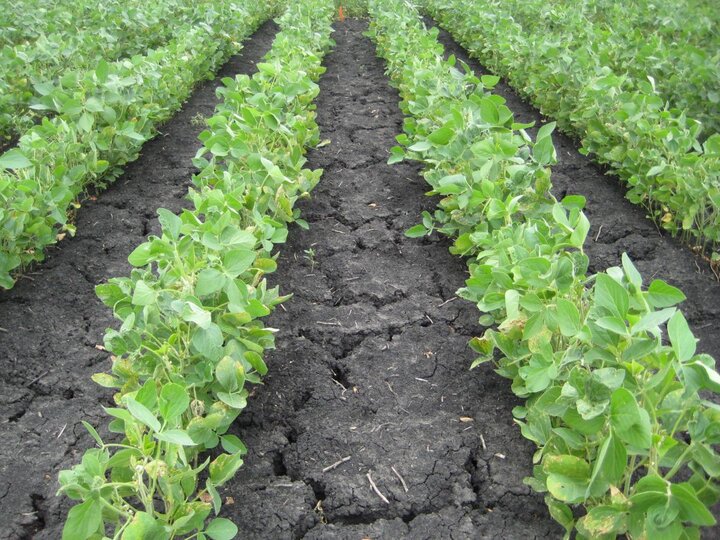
0;22;278;539
426;17;720;360
220;20;562;539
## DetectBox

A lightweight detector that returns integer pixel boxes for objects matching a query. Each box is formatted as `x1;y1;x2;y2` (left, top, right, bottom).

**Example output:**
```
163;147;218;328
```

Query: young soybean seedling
304;247;317;271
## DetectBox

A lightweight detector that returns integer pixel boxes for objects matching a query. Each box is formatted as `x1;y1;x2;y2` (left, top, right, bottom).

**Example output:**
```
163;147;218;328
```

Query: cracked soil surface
0;16;718;540
219;19;561;539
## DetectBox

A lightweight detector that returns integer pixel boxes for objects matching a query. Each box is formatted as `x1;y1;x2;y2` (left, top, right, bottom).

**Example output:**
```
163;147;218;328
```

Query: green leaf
427;125;454;145
62;499;101;540
132;280;157;306
533;135;556;165
125;397;161;432
648;280;686;308
155;429;197;446
181;302;212;329
570;212;590;247
91;372;121;388
159;383;189;421
216;356;238;392
0;148;32;169
254;258;277;273
595;274;629;318
244;350;268;376
577;505;628;538
206;482;222;515
223;249;256;278
157;208;182;240
479;97;500;124
610;388;651;449
683;358;720;393
121;511;170;540
196;268;226;296
405;224;428;238
631;307;676;335
631;474;667;510
668;311;696;362
543;454;591;503
205;518;238;540
586;432;627;497
192;324;224;360
128;243;152;267
388;146;405;164
209;452;244;485
544;496;575;533
480;74;500;88
78;112;94;132
221;435;247;455
621;253;643;288
670;483;716;526
217;391;247;409
536;121;556;141
596;316;628;336
81;421;104;447
408;140;432;152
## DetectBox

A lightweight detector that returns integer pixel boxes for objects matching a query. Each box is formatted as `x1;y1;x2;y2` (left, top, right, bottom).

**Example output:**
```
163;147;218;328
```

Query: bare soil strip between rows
0;21;278;539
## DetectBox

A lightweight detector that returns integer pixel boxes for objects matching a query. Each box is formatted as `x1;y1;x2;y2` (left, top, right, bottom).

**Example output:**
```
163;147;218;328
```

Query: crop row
577;0;719;50
368;0;720;537
0;0;212;141
502;0;719;137
1;0;151;47
422;0;720;259
0;0;277;290
57;1;335;538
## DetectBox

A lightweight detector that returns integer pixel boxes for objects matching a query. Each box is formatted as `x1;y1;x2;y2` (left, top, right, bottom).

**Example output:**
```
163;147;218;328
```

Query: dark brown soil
0;16;717;540
0;21;278;539
219;20;560;538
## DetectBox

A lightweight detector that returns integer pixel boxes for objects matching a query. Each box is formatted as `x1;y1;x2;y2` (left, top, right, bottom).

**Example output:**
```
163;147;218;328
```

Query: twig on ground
367;472;389;504
317;320;342;326
391;466;408;492
436;297;457;307
331;378;347;393
323;456;351;473
26;370;49;387
480;434;487;451
594;225;603;242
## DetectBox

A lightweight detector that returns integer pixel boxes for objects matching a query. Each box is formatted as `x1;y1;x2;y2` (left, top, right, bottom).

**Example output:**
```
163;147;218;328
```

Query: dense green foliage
57;1;335;538
0;0;220;141
500;0;719;137
423;0;720;259
368;1;720;537
0;0;274;290
335;0;369;16
1;0;173;47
